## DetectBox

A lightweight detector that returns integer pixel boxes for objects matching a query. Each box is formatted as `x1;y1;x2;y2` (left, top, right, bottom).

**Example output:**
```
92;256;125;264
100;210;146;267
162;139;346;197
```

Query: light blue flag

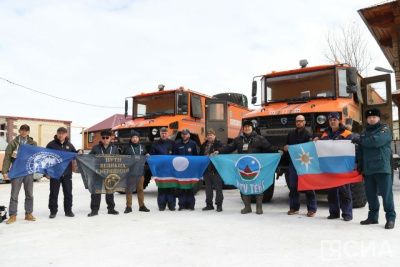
210;153;281;195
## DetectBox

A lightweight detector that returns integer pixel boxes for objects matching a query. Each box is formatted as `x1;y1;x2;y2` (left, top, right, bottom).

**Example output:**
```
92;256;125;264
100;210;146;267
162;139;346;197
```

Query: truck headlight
316;115;327;125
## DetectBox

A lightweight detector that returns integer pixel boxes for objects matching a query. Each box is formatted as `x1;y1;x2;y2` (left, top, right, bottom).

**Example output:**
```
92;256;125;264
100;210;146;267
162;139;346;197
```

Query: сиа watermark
320;239;393;260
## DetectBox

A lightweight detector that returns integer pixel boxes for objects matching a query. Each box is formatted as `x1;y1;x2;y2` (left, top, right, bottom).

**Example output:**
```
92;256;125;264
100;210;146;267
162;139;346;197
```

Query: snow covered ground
1;174;399;267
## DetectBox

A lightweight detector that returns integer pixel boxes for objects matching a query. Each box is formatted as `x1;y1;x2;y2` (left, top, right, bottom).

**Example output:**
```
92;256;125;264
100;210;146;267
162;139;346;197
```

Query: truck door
361;74;392;129
205;99;228;144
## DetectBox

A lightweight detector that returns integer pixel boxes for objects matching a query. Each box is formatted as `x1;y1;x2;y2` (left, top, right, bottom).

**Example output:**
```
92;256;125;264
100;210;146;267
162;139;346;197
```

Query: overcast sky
0;0;394;147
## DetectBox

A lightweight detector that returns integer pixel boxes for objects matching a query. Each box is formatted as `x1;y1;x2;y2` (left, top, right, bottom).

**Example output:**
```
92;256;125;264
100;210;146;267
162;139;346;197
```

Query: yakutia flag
288;140;362;191
147;155;210;189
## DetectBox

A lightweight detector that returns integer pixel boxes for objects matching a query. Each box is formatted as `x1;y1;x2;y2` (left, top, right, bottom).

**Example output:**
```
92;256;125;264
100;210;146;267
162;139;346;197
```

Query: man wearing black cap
149;127;176;211
88;130;119;217
358;108;396;229
215;120;279;215
122;130;150;213
174;129;198;210
320;112;353;222
2;124;37;224
46;127;78;218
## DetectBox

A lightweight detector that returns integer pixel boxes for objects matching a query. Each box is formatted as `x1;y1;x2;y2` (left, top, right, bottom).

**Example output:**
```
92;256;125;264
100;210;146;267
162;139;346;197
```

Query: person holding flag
358;108;396;229
174;129;198;211
214;120;279;215
46;127;78;219
283;115;317;217
2;124;37;224
149;127;176;211
200;129;224;212
122;131;150;213
318;112;353;221
87;130;119;217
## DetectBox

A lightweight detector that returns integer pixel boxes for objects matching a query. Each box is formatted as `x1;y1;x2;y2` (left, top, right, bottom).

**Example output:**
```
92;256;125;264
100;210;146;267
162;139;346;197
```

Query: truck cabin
249;64;392;148
116;87;205;148
261;65;357;104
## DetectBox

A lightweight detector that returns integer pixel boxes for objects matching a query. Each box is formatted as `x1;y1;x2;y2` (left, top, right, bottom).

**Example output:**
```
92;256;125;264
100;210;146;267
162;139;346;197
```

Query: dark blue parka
174;139;198;155
46;136;77;178
150;139;175;155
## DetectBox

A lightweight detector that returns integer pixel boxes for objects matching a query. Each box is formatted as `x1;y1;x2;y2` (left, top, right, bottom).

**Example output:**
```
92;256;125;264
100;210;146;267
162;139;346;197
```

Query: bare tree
324;22;372;74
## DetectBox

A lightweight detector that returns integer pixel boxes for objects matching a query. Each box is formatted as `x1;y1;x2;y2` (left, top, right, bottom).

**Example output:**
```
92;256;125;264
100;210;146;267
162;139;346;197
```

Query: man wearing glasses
88;130;119;217
284;115;317;217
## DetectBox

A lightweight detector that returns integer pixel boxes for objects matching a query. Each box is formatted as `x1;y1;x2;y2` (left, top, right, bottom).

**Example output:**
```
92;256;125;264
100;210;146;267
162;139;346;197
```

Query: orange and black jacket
320;124;353;140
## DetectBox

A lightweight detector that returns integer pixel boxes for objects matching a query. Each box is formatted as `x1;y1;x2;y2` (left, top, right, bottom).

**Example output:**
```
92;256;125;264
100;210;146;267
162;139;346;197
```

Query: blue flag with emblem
147;155;210;189
210;153;281;195
8;144;77;180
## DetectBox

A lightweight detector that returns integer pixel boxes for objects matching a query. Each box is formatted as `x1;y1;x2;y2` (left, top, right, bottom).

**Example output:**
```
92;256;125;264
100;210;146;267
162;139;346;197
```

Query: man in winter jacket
358;108;396;229
200;128;224;212
122;131;150;213
174;129;198;210
283;115;316;217
319;112;353;221
3;124;37;224
46;127;78;218
215;120;279;215
149;127;176;211
88;130;119;217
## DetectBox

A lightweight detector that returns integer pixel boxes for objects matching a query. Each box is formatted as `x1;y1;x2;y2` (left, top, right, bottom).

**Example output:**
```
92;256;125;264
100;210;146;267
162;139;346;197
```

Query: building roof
86;114;132;132
0;115;72;124
358;1;399;69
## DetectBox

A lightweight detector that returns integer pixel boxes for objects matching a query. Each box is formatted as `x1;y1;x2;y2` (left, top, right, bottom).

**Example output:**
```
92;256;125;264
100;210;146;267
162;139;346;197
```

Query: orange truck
245;61;393;206
113;85;250;188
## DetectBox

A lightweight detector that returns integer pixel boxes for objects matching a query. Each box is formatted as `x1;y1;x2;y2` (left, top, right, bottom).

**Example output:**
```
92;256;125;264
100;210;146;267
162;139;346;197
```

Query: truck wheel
250;182;275;203
351;182;367;208
262;182;275;202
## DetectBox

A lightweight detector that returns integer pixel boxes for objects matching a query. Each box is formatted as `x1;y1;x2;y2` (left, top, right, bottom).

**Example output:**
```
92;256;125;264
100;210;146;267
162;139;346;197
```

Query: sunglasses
102;136;110;140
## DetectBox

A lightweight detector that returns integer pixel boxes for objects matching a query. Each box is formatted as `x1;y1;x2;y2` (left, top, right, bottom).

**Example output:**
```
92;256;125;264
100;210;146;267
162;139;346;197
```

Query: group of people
1;107;396;229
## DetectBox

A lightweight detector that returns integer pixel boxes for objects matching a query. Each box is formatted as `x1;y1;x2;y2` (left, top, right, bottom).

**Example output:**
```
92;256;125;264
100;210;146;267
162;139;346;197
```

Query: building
359;0;400;89
359;1;400;137
0;115;72;146
83;114;131;150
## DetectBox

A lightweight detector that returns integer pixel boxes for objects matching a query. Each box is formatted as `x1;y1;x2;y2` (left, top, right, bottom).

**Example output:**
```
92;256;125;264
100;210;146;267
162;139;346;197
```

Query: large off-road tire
262;182;275;202
351;181;367;208
250;182;275;203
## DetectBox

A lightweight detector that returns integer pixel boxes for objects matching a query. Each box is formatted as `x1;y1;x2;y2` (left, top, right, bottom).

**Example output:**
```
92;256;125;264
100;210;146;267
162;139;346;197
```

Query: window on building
88;132;94;143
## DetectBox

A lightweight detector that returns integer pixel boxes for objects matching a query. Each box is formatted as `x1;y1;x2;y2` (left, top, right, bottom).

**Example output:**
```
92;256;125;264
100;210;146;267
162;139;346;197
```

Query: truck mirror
252;80;257;97
251;96;257;105
124;99;128;118
346;67;359;94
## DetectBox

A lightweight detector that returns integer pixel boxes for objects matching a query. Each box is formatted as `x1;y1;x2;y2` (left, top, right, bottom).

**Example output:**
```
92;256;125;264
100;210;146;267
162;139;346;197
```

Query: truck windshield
133;93;175;117
264;69;335;102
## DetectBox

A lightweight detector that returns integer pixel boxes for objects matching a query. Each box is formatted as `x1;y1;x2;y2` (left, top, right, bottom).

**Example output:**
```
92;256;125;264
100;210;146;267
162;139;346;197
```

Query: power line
0;76;123;109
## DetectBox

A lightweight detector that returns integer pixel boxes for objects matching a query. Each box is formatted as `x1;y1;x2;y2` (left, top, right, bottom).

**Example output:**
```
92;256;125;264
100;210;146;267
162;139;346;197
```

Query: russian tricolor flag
288;140;362;191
